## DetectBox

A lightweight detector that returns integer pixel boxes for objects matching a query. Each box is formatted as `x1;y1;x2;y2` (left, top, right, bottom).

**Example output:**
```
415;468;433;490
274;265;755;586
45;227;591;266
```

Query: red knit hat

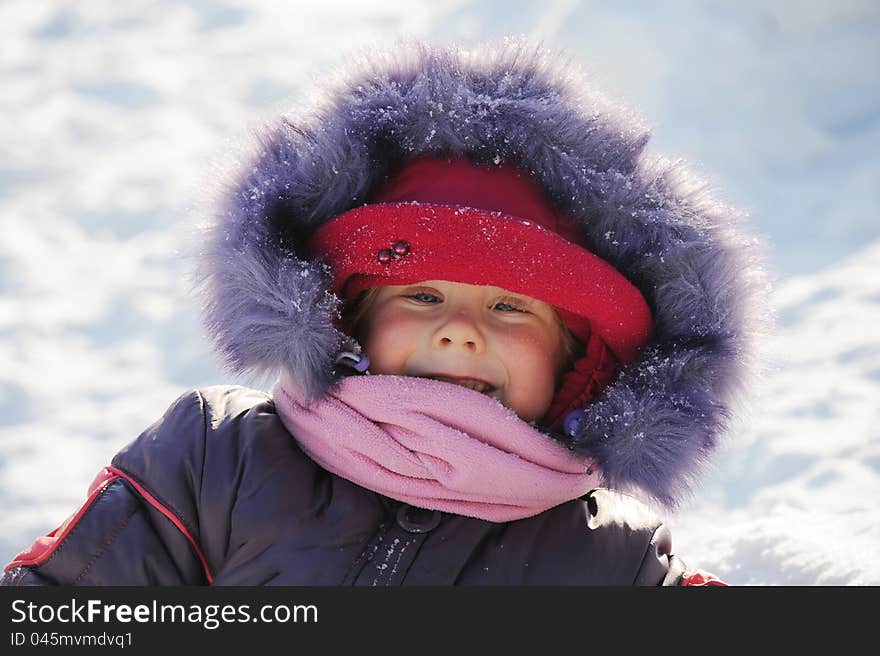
308;157;652;431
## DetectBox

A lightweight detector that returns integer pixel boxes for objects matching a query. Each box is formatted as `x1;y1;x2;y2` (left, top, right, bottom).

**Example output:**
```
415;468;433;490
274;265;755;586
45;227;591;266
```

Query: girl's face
358;280;567;423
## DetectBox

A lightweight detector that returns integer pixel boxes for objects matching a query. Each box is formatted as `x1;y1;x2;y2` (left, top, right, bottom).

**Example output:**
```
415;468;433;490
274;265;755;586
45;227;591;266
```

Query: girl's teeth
434;377;492;394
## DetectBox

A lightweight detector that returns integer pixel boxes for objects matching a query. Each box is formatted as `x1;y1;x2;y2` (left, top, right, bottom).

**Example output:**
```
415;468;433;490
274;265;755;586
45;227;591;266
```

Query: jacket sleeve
584;488;727;586
0;390;212;586
633;524;727;587
633;522;727;586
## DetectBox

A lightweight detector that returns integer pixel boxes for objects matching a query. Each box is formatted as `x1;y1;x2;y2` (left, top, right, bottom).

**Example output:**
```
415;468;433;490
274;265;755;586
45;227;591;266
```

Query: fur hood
192;39;767;509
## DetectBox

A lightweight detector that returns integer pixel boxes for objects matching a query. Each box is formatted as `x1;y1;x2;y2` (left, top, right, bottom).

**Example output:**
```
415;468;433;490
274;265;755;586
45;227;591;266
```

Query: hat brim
308;203;652;363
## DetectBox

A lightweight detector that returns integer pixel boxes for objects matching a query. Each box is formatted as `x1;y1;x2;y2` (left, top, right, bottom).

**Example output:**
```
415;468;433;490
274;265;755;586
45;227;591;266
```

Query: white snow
1;1;878;585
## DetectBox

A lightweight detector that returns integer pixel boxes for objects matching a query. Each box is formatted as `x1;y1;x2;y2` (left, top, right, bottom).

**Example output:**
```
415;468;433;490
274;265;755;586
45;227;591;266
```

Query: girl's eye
493;301;526;313
408;292;441;304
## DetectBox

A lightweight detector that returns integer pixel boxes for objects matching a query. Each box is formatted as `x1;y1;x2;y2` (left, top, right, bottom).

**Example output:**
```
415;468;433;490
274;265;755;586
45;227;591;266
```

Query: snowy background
1;1;878;585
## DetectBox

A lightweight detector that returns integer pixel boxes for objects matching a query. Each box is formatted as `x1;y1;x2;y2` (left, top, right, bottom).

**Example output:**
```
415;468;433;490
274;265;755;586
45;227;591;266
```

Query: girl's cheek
507;327;556;361
375;313;422;343
364;332;404;373
363;313;421;373
504;330;565;391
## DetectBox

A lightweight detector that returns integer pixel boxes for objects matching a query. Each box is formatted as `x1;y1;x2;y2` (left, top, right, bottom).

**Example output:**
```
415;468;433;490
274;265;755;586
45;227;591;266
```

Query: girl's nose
432;314;486;354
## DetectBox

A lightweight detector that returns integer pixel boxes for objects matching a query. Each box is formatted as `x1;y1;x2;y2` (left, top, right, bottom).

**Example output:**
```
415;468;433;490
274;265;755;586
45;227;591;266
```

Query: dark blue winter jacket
2;385;701;586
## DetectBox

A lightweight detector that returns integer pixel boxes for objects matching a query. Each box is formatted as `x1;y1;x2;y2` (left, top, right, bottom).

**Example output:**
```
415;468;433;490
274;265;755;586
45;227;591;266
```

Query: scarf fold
272;374;603;522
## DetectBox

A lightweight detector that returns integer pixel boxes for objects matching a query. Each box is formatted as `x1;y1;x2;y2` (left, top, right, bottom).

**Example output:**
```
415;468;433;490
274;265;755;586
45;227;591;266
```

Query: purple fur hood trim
191;39;768;510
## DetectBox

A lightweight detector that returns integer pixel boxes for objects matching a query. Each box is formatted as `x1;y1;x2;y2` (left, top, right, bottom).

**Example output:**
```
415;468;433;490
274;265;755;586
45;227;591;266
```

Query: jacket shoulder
114;385;321;573
110;384;276;483
108;386;285;557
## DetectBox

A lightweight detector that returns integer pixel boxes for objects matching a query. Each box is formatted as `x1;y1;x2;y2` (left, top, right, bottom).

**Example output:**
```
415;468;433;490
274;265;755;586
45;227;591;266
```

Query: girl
1;40;763;586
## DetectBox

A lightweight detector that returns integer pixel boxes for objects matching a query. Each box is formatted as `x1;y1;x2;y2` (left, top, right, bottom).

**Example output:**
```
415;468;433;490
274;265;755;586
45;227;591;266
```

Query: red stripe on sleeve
4;467;119;571
4;466;214;585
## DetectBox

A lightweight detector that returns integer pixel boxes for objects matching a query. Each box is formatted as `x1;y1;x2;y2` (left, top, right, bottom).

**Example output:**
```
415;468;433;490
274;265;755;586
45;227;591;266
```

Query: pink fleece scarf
272;374;602;522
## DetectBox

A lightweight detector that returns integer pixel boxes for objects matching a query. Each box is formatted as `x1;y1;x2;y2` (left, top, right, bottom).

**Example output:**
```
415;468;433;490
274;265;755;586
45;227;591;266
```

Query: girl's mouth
426;376;498;396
